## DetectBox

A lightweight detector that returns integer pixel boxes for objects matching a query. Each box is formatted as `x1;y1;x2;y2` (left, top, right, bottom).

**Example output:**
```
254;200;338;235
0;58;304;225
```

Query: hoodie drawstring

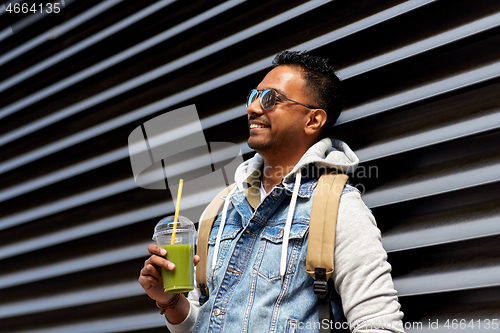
280;169;302;283
211;169;302;282
212;186;238;273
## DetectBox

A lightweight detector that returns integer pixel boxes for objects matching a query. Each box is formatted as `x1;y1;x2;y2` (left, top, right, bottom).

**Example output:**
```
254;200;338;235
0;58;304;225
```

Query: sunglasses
246;88;315;110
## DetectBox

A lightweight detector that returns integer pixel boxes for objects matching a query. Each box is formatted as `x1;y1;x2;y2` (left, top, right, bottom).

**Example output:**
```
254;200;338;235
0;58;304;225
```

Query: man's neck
260;151;305;194
261;163;294;194
256;137;321;193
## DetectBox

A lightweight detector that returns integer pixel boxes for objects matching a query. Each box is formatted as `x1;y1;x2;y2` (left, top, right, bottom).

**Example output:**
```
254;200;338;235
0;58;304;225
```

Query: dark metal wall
1;0;499;332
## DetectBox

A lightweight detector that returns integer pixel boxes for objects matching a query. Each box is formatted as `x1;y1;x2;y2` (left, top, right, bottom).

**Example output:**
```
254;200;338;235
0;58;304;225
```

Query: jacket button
214;308;221;316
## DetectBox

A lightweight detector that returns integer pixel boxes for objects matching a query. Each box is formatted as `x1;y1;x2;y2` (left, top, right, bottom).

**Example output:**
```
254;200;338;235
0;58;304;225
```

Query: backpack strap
306;172;348;333
306;172;348;281
196;183;236;305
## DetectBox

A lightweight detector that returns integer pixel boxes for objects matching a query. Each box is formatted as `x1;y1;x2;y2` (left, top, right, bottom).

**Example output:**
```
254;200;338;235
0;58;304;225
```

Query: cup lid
152;215;195;240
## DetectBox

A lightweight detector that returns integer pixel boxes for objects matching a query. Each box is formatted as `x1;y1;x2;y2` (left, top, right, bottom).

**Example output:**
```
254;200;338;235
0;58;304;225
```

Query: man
139;51;405;332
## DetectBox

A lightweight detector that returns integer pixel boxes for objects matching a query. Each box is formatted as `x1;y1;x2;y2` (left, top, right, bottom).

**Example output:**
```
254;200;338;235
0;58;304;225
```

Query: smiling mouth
250;124;269;129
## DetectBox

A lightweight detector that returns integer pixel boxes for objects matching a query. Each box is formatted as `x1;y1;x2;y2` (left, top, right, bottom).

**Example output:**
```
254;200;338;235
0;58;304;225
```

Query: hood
235;138;359;191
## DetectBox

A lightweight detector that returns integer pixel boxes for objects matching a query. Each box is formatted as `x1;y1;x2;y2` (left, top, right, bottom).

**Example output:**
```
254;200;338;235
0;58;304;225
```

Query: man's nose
247;97;263;116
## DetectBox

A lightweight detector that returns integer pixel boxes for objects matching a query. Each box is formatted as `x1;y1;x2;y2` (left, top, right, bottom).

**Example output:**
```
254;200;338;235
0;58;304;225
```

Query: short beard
247;138;265;151
247;137;283;156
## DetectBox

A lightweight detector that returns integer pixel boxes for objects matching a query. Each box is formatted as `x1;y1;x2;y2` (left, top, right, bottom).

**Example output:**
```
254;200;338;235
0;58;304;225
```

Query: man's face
247;65;316;156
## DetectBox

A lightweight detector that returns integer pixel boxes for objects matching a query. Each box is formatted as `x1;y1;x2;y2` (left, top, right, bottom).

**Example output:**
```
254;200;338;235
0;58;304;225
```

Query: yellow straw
171;179;183;245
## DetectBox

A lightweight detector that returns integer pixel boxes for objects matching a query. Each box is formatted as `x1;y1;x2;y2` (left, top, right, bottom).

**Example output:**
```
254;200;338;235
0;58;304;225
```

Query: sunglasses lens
247;89;259;107
261;89;276;110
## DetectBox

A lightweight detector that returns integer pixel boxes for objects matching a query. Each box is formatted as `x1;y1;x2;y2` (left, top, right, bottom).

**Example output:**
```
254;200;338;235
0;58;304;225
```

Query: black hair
272;50;343;135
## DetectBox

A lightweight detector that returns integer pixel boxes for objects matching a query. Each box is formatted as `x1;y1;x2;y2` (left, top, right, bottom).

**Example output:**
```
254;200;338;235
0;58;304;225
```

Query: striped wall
1;0;499;331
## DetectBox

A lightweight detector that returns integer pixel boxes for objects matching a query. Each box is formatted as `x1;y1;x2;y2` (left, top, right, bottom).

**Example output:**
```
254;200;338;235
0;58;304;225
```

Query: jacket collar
242;169;261;209
241;167;318;210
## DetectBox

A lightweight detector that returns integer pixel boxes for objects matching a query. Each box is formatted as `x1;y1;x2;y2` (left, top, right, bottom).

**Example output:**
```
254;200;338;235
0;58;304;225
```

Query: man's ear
304;109;327;136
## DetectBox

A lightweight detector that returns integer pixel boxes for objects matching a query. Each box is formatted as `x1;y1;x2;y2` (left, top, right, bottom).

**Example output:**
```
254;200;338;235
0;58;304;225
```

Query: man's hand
138;244;200;303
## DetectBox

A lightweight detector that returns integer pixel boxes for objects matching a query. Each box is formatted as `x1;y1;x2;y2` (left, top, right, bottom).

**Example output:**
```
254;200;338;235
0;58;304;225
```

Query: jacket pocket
206;220;242;290
253;222;309;280
207;222;241;271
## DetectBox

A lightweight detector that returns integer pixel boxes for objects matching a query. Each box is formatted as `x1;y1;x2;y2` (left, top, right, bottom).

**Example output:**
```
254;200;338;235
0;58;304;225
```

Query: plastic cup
153;215;195;293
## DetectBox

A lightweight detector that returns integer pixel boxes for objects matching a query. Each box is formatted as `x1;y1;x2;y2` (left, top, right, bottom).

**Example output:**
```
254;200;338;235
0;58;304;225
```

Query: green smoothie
161;244;194;293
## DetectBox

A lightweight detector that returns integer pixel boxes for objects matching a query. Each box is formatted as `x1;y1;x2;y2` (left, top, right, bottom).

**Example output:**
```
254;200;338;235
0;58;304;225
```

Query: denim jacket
167;139;405;333
195;173;341;333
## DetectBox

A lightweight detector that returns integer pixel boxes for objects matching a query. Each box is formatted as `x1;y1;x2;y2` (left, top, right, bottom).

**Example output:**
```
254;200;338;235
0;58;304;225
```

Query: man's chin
247;139;264;151
249;141;275;157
